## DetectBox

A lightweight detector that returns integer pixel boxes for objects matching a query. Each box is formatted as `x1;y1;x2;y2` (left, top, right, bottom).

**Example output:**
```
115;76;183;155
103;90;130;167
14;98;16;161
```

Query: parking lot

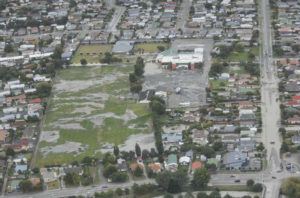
143;39;213;108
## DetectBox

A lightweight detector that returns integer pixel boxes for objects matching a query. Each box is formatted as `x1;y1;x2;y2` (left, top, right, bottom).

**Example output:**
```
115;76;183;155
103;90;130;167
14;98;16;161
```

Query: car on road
102;185;108;189
272;176;277;179
270;141;275;144
234;179;240;183
230;175;235;178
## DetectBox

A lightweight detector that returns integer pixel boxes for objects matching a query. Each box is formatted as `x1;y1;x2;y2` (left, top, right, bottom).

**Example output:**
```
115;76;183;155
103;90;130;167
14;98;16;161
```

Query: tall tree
113;145;119;157
135;143;141;157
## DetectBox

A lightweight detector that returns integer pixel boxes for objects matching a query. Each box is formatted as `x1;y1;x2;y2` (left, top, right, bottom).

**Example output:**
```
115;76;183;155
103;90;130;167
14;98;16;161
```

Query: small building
191;161;203;173
148;163;162;173
165;154;178;172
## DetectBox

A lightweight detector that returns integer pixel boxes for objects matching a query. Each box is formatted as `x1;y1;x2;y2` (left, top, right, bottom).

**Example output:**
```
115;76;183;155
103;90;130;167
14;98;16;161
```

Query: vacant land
71;44;113;64
134;42;169;54
36;66;152;166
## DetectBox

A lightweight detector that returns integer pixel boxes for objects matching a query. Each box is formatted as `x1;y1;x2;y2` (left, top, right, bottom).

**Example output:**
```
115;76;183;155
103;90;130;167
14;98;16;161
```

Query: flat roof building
156;45;204;70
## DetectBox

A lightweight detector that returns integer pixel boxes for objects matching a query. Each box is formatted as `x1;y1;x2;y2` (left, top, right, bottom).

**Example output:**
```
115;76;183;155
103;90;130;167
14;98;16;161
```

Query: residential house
191;129;208;145
179;156;191;165
117;158;127;172
191;161;203;173
165;154;178;172
148;163;162;173
40;168;59;185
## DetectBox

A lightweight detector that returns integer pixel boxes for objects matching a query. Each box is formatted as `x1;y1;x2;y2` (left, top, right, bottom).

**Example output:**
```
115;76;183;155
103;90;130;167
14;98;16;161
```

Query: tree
82;156;95;166
101;52;113;64
19;180;33;192
134;57;145;76
64;173;80;186
80;58;87;66
129;73;138;83
156;170;189;193
150;96;166;115
135;143;141;157
164;193;174;198
115;188;123;196
256;143;265;151
113;145;119;157
111;172;128;182
209;189;221;198
36;82;52;98
102;153;116;166
6;147;15;157
251;183;263;192
197;192;209;198
212;141;223;152
157;46;165;52
133;166;144;177
4;43;14;53
246;179;254;187
281;142;289;153
69;0;77;8
191;168;210;190
130;83;142;93
142;149;150;160
103;165;117;178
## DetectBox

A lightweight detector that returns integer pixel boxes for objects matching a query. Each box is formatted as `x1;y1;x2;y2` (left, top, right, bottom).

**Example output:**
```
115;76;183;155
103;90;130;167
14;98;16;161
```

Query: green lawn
133;42;169;53
227;47;259;62
71;44;113;64
210;79;228;90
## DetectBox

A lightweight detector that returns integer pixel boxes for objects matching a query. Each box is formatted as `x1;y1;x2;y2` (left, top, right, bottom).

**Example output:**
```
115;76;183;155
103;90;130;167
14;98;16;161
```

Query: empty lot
36;66;152;166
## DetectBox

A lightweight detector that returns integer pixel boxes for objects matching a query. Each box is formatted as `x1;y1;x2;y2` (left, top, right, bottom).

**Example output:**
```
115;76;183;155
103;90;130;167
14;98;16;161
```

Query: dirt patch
73;106;96;115
55;73;125;93
54;123;85;130
41;141;88;155
40;131;60;143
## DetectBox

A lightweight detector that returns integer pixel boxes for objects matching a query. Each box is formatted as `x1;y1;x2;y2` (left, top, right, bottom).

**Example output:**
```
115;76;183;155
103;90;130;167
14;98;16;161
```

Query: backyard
133;42;170;54
36;66;152;166
71;44;113;64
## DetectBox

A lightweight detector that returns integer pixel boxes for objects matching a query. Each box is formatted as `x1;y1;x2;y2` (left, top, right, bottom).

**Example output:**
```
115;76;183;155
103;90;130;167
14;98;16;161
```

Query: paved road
6;179;155;198
176;0;192;30
107;6;125;33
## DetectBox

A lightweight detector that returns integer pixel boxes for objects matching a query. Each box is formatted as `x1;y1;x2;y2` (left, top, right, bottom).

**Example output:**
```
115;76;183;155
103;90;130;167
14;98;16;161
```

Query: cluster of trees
155;168;210;194
281;177;300;198
36;82;52;98
64;172;80;186
132;183;157;196
156;170;189;193
246;179;263;192
209;62;228;77
129;57;145;93
0;67;23;82
102;153;128;183
95;187;130;198
19;179;43;193
100;52;122;64
241;62;260;76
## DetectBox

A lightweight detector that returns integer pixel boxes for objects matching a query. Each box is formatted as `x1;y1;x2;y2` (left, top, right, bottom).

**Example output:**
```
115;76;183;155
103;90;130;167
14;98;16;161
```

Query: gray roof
112;41;134;53
223;151;248;170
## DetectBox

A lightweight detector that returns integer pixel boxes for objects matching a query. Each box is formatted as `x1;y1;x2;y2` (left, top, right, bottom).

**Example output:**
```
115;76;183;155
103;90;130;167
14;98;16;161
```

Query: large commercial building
156;45;204;70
